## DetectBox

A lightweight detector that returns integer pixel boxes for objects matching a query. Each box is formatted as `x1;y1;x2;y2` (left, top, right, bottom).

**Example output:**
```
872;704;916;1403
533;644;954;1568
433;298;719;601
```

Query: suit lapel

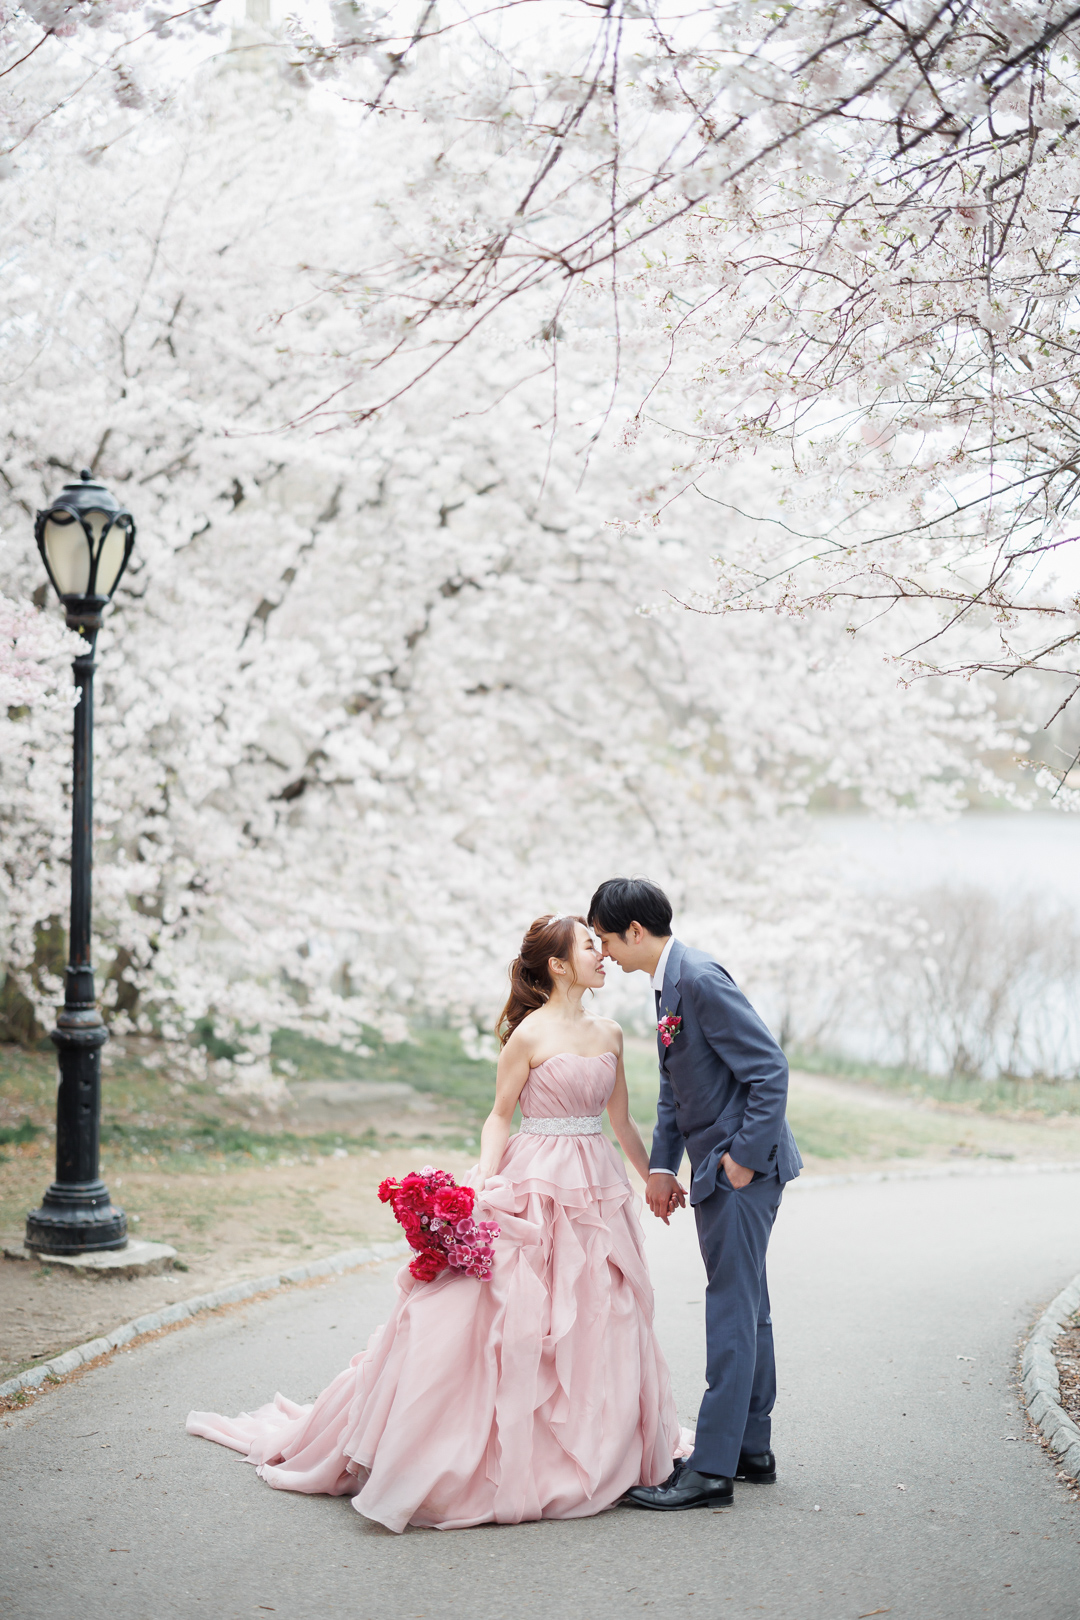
657;939;685;1070
660;938;684;1017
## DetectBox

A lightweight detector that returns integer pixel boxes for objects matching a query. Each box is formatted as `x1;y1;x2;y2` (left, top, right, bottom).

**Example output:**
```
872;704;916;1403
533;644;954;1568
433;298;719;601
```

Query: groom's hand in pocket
646;1173;687;1223
720;1152;754;1190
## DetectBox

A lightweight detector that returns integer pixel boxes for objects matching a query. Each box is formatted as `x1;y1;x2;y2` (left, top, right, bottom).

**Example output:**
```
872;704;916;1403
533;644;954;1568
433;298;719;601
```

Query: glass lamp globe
36;469;136;624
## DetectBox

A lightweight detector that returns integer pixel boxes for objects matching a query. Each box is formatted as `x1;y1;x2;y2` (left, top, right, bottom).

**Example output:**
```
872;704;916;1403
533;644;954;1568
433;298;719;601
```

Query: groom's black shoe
735;1449;776;1484
624;1462;734;1510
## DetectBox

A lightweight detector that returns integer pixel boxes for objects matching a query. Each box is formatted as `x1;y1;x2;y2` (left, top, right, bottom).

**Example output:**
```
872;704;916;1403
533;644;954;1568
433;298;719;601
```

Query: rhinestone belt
519;1115;604;1137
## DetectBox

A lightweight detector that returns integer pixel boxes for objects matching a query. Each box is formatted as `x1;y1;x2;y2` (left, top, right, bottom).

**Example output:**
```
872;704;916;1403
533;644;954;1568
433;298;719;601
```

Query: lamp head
35;469;136;631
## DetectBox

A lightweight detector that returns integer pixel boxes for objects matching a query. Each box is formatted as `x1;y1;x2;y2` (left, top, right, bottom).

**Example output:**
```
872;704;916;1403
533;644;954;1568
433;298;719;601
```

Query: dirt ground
0;1142;477;1383
1056;1319;1080;1431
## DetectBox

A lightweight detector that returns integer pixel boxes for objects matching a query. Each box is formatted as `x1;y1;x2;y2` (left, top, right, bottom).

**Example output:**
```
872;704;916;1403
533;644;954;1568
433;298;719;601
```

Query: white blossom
0;57;1017;1057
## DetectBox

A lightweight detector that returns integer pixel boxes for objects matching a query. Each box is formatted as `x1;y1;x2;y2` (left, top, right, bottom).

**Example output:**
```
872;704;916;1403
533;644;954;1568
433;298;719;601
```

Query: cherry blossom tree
0;53;1018;1075
0;590;79;714
140;0;1079;800
7;1;1080;789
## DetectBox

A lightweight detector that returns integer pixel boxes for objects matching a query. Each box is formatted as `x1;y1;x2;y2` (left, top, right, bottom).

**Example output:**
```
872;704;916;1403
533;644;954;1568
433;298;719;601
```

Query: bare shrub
863;886;1080;1083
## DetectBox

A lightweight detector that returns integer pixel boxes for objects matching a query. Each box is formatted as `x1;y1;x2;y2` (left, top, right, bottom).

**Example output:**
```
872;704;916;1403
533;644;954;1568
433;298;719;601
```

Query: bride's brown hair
496;915;587;1046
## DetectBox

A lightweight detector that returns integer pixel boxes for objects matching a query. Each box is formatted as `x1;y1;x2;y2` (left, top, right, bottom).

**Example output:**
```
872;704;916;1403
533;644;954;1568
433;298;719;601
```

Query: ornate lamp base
25;1181;127;1253
25;1010;127;1255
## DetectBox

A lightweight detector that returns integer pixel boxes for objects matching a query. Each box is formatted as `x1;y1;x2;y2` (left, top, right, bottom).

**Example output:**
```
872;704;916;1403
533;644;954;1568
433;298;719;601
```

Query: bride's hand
646;1171;682;1223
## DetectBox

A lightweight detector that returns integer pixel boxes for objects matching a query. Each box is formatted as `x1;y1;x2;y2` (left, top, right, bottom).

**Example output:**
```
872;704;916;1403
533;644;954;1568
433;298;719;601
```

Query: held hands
645;1172;687;1224
645;1155;753;1218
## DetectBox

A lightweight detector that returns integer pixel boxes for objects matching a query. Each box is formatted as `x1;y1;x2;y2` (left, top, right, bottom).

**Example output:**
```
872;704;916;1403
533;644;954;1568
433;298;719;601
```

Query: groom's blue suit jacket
650;938;802;1201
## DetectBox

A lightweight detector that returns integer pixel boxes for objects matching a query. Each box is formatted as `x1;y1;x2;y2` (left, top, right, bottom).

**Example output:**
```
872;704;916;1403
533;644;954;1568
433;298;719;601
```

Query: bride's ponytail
497;954;548;1044
496;914;585;1045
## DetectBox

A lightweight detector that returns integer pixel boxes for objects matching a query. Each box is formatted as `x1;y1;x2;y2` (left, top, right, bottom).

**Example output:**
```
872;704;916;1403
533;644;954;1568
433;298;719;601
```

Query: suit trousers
686;1166;783;1478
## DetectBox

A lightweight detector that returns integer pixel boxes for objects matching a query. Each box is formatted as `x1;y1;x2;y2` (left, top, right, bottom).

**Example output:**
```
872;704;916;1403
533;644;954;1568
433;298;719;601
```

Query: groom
588;877;802;1510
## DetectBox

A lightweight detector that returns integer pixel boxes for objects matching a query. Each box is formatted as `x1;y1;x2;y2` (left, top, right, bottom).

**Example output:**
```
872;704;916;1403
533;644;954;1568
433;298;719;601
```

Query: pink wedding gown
186;1052;687;1532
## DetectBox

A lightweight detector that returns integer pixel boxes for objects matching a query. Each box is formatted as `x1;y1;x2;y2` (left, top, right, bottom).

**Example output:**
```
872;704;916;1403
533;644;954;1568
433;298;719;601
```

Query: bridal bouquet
378;1166;500;1282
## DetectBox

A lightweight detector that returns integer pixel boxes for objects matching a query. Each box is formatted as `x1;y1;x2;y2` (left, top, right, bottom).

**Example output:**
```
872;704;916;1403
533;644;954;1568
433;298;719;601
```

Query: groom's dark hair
588;878;672;940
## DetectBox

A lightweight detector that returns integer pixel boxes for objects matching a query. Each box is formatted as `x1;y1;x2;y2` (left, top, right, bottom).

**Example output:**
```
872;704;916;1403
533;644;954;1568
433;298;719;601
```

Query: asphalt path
2;1168;1079;1620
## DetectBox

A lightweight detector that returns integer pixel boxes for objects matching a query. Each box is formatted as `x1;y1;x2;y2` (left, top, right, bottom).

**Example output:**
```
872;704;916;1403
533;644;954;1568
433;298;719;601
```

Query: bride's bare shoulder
502;1008;546;1057
588;1013;624;1045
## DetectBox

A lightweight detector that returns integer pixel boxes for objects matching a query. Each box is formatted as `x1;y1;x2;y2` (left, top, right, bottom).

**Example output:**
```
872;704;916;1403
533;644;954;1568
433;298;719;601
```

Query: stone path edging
0;1238;408;1404
1021;1269;1080;1482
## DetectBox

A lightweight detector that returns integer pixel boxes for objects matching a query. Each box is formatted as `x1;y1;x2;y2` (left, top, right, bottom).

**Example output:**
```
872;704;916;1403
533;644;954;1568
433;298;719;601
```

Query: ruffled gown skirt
187;1133;684;1532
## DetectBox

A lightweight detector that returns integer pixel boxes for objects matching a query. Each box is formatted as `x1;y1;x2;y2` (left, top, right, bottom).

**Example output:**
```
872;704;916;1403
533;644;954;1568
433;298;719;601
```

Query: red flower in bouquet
378;1165;500;1282
433;1185;474;1223
409;1248;449;1282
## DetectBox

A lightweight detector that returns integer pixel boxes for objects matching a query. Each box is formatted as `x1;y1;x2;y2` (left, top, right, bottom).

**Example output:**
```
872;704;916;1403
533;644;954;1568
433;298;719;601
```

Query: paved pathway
2;1168;1078;1620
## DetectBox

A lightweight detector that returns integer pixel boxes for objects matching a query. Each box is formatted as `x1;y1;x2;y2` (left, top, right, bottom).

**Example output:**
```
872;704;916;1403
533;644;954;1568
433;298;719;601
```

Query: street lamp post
25;469;136;1255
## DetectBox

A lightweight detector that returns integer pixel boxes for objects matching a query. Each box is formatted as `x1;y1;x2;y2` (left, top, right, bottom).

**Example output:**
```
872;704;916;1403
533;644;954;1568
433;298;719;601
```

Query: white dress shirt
649;937;682;1178
650;935;675;1001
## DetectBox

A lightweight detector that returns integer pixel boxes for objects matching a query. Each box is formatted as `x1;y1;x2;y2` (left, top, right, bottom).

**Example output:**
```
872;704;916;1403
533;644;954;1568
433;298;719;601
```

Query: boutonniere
657;1012;682;1048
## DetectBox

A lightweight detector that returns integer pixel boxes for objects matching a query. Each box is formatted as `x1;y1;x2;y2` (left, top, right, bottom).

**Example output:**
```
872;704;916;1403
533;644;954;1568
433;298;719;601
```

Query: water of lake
811;811;1080;907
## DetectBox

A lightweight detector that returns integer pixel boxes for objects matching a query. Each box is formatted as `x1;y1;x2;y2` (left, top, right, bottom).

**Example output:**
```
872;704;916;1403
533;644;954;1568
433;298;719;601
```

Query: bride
187;914;687;1531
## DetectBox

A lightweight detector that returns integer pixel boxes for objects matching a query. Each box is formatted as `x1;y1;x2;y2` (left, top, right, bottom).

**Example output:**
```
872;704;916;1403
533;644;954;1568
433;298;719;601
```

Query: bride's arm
604;1047;653;1187
476;1032;532;1183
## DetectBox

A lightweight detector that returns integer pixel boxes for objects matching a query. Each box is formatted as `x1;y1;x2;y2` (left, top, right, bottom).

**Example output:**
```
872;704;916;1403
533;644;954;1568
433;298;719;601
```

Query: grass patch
785;1093;947;1161
100;1116;381;1170
617;1039;1080;1165
273;1025;498;1116
0;1024;499;1178
0;1116;42;1158
623;1041;663;1127
4;1026;1078;1194
789;1047;1080;1117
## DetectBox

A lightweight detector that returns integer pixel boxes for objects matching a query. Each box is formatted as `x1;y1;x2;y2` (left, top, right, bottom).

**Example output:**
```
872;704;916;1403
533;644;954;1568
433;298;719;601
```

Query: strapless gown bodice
518;1050;616;1118
187;1047;686;1532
